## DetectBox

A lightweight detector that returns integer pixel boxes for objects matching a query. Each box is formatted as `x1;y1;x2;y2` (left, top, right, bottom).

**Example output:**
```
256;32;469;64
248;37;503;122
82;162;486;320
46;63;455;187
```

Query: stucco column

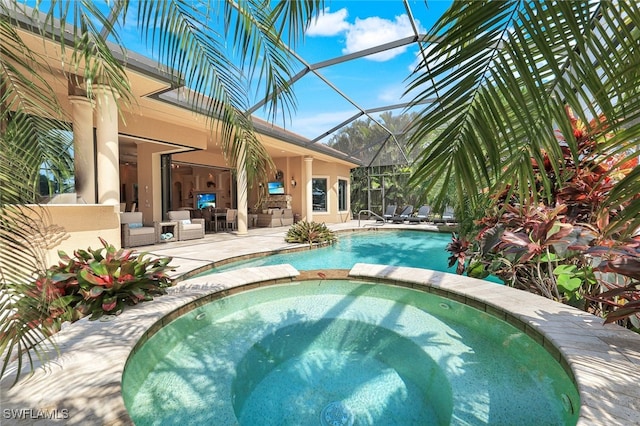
94;85;120;206
68;95;95;204
236;142;248;235
304;156;313;222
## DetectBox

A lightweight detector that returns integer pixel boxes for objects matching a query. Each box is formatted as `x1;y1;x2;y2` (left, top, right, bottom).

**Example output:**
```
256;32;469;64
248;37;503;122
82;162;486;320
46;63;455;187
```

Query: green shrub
285;221;336;247
21;237;174;330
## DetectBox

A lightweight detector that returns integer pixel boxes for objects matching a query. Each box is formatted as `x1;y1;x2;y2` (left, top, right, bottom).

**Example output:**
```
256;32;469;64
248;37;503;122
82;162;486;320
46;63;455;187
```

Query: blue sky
27;0;453;142
112;0;454;141
263;0;454;141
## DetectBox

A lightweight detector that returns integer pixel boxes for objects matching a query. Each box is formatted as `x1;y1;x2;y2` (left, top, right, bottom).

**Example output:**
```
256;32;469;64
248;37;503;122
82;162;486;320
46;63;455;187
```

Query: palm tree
407;1;640;235
0;0;322;383
328;111;456;214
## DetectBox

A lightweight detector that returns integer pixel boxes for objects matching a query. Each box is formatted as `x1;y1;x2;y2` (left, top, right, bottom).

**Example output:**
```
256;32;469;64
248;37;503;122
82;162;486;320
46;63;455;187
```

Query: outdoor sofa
257;208;294;228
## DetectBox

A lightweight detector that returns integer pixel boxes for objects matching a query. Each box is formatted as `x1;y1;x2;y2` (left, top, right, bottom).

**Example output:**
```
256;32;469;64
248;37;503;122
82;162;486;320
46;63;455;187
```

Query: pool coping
1;228;639;424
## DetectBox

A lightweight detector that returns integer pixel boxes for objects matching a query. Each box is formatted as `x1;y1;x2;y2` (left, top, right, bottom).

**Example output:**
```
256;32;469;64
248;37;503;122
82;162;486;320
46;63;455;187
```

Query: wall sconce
291;177;297;187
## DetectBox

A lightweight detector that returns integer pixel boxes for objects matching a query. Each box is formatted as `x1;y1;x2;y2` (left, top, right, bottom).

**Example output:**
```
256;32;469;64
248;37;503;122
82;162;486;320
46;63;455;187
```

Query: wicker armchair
257;208;282;227
257;208;293;228
280;209;293;226
167;210;205;241
120;212;156;248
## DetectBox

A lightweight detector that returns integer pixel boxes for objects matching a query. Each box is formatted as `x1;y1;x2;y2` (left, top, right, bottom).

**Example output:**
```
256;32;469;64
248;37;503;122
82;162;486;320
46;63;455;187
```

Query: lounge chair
408;205;432;224
434;206;456;224
442;206;456;223
381;204;397;222
390;205;414;223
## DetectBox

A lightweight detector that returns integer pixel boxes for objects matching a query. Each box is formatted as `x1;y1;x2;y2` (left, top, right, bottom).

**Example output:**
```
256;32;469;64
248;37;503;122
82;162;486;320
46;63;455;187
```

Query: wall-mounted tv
267;181;285;195
196;192;216;209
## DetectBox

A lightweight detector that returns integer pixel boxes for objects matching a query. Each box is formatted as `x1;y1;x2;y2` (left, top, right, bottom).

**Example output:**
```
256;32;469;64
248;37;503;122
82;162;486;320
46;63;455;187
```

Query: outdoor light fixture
291;177;297;187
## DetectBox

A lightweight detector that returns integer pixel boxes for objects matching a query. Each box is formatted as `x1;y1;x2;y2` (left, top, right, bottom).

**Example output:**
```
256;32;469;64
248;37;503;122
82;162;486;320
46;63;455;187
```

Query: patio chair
381;204;397;222
407;205;432;224
390;205;414;223
167;210;205;241
280;208;294;226
120;212;156;248
222;208;237;231
442;206;456;223
434;206;456;224
257;208;283;227
201;207;215;232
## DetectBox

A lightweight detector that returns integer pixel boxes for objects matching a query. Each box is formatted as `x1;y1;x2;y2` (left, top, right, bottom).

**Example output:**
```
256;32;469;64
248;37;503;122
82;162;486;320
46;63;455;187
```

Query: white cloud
286;110;358;139
344;14;422;62
307;9;426;63
306;8;350;36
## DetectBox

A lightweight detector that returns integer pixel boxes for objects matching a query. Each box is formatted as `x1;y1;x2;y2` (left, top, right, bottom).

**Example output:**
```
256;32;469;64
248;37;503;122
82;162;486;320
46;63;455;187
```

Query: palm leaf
132;0;322;182
406;1;640;234
1;0;323;384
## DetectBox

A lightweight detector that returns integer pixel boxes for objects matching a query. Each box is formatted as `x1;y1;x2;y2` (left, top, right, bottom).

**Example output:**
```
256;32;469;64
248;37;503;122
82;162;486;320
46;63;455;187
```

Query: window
312;178;327;212
338;179;348;211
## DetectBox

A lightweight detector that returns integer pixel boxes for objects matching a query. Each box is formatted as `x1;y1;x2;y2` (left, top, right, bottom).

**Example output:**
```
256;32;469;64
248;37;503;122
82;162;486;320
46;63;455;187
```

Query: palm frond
133;0;320;183
407;1;640;233
0;16;67;124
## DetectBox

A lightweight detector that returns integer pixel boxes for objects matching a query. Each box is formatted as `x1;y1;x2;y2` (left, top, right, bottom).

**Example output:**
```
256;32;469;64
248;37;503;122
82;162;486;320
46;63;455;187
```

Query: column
68;95;95;204
94;85;120;206
236;141;248;235
304;156;313;223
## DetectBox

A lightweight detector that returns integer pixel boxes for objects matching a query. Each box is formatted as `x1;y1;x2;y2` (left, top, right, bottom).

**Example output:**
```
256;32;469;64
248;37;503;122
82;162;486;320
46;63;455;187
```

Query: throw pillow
129;223;143;229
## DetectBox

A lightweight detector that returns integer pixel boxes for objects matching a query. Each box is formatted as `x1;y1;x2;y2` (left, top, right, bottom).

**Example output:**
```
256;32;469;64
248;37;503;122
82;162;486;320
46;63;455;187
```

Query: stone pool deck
1;221;639;425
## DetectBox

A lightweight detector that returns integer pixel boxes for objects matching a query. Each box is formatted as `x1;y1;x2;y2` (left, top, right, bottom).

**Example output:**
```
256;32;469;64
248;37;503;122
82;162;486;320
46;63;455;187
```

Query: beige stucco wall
14;205;121;269
309;160;352;223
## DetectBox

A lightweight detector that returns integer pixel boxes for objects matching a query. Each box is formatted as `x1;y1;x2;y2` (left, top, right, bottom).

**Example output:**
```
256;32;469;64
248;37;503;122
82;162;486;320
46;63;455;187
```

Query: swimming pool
216;230;451;271
207;230;502;283
123;280;578;425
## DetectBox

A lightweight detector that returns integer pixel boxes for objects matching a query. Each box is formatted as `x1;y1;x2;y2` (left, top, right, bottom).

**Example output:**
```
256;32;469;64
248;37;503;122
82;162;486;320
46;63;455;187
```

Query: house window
312;178;327;212
338;179;348;211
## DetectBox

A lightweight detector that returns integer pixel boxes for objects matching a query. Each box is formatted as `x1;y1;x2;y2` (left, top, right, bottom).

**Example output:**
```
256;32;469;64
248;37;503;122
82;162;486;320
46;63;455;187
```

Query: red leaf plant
447;107;639;326
17;238;174;334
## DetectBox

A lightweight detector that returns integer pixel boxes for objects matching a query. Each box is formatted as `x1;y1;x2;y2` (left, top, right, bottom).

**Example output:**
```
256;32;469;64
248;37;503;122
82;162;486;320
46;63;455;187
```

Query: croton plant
448;107;640;329
20;237;174;334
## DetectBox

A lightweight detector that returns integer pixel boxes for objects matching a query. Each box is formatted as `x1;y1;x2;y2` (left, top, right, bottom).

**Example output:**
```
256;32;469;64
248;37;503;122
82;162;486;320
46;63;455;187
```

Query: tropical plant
447;107;639;325
586;238;640;327
1;0;323;382
406;1;640;326
285;221;336;247
44;238;173;321
406;1;640;235
2;238;173;385
327;111;455;215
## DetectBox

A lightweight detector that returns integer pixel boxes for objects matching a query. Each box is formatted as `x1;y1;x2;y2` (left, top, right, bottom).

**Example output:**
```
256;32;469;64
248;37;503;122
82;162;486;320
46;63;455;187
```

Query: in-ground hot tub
123;279;579;425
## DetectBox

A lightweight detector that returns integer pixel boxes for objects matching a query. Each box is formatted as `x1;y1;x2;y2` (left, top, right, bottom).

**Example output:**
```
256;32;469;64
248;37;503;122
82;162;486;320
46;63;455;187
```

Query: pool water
123;280;578;425
210;230;498;279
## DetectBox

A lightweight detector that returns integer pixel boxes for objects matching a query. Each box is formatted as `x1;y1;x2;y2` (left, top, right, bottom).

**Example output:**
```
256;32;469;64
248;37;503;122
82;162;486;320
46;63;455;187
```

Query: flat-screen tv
196;192;216;209
267;181;285;195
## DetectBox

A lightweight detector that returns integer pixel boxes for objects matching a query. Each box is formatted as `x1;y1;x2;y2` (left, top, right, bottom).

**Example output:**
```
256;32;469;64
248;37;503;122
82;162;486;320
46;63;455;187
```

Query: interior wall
119;163;138;211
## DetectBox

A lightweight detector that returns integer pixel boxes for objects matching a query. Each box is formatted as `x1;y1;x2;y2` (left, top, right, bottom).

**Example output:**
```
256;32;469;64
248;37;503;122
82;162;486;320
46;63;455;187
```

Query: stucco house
7;9;361;265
